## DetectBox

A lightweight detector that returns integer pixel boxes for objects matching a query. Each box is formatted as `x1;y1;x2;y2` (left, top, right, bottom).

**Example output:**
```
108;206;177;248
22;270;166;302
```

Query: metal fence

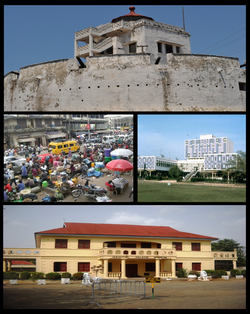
84;280;147;307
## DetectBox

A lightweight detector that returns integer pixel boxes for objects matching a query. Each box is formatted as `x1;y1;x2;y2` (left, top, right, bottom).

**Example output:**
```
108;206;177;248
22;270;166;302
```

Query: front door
126;264;138;277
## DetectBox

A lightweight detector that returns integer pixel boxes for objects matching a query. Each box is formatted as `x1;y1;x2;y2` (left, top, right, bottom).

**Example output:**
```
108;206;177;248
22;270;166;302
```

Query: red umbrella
106;159;133;172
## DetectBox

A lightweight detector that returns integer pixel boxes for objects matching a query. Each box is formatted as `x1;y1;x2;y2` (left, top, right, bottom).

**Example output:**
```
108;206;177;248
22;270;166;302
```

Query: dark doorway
126;264;138;277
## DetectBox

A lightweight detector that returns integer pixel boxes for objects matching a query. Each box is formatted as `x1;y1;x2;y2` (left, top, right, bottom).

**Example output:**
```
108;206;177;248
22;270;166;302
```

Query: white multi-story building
138;134;237;178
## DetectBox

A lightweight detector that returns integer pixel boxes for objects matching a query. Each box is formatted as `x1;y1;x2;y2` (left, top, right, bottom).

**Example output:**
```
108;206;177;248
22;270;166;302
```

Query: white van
102;135;115;144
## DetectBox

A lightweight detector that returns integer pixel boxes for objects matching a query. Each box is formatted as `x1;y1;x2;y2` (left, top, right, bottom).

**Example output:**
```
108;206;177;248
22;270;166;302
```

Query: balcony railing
98;247;176;259
212;251;237;259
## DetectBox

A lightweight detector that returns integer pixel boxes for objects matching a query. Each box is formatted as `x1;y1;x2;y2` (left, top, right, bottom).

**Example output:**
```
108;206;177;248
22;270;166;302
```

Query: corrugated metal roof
35;222;218;240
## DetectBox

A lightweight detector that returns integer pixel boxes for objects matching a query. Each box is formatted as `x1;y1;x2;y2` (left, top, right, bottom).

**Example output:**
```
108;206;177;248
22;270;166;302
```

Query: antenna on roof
63;218;66;228
182;7;185;30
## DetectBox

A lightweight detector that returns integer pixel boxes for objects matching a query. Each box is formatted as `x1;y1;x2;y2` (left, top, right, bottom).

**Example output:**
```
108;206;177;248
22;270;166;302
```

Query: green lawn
138;181;246;202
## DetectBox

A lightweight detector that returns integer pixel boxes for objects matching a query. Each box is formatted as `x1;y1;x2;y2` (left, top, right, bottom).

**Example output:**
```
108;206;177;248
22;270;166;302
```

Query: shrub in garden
204;270;227;278
73;272;84;280
61;272;71;278
240;269;246;277
45;272;61;280
3;271;19;279
30;272;45;280
176;267;188;278
20;271;31;280
230;269;241;277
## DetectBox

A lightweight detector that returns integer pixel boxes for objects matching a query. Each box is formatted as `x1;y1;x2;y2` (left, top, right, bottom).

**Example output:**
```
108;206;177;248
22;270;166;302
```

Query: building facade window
55;239;68;248
192;263;201;271
78;262;90;272
191;243;201;251
172;242;182;251
78;240;90;249
54;262;67;272
215;260;233;271
146;263;155;271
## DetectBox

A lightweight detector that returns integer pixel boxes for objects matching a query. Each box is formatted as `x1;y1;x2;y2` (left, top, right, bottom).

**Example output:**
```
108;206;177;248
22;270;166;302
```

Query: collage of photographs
3;5;246;309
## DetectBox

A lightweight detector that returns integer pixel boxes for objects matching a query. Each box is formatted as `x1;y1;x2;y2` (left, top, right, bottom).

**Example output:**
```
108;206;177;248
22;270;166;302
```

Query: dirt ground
34;172;134;203
3;278;246;309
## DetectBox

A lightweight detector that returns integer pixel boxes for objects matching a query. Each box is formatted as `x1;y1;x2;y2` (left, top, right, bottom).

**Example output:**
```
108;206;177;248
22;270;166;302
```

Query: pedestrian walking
21;163;28;180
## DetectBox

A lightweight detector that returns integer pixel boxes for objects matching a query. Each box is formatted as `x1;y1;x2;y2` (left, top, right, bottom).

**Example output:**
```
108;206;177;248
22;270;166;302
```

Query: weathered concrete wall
4;54;245;112
163;54;246;111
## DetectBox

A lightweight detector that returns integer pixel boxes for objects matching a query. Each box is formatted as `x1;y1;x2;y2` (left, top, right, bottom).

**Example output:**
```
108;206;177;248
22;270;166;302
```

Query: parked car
37;153;53;164
4;160;23;175
4;156;26;164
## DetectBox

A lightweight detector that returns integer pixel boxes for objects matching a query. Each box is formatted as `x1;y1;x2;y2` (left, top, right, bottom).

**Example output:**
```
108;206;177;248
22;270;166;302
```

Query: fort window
157;42;162;53
129;42;137;53
165;44;173;53
239;82;246;91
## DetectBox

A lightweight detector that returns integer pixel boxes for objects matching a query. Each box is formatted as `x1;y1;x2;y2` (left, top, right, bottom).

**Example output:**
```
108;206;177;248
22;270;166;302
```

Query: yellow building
4;222;237;277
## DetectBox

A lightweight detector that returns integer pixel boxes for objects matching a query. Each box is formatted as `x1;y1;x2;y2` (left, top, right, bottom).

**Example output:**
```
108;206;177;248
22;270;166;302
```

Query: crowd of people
4;136;133;202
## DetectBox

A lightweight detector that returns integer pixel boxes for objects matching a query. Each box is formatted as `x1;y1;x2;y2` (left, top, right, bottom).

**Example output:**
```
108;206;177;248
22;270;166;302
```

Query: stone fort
4;6;246;111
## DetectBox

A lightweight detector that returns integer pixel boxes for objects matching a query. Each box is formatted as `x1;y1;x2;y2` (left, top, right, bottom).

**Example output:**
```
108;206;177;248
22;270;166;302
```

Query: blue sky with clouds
138;114;246;159
3;205;246;248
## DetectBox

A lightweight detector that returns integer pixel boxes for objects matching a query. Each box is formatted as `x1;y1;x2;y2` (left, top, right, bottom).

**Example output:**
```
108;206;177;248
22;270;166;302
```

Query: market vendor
105;180;117;197
17;180;25;192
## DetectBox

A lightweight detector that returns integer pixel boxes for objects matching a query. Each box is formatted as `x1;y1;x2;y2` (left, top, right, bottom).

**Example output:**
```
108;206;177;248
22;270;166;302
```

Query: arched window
123;250;128;255
131;251;136;255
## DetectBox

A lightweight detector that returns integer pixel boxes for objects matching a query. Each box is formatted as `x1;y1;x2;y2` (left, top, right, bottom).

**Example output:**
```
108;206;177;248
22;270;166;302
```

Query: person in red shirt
4;183;12;192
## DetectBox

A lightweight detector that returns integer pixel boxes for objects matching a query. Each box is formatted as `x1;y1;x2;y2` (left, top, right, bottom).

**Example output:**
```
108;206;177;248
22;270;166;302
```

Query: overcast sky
4;5;245;74
138;114;246;160
3;205;245;249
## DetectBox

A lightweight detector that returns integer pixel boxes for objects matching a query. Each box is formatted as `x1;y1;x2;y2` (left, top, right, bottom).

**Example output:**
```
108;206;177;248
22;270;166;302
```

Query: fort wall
4;53;245;112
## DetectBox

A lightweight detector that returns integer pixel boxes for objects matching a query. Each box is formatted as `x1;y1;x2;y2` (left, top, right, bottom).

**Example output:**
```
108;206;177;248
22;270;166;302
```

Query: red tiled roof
111;6;154;23
11;261;35;266
35;222;218;240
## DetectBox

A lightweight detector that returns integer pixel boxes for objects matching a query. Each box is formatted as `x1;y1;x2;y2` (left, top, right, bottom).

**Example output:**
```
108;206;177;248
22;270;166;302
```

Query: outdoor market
4;133;133;203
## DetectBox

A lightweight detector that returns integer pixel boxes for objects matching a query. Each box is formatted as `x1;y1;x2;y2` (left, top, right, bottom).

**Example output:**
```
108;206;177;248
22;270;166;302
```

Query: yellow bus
48;140;80;155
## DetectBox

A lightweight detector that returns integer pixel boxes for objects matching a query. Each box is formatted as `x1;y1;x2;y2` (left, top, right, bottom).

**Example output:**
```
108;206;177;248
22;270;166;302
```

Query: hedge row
3;271;85;280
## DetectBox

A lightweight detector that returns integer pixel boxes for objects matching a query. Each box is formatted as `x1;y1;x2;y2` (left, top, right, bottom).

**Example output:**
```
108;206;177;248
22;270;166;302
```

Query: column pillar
155;259;160;277
3;260;6;272
89;33;93;57
103;259;108;278
171;260;176;278
121;259;126;278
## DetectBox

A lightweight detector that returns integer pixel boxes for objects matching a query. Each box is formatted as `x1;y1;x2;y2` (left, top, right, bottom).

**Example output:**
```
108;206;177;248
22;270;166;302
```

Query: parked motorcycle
71;176;107;201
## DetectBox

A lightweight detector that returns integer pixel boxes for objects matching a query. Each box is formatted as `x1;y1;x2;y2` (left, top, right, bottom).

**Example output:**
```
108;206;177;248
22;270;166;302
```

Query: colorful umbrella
106;159;133;172
110;148;133;157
